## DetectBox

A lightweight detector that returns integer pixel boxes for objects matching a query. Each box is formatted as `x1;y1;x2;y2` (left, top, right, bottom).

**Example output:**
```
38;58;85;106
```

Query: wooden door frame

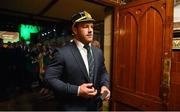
86;0;119;7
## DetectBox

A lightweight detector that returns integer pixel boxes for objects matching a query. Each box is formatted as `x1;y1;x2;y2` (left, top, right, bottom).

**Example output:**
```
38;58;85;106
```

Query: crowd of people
0;39;59;100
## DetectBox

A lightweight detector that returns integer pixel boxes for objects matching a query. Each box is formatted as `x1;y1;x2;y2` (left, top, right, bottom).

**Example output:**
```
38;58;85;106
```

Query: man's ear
72;26;77;35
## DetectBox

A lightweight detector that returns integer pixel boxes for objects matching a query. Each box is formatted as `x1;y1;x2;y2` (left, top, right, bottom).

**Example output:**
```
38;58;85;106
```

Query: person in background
45;10;110;111
92;39;100;48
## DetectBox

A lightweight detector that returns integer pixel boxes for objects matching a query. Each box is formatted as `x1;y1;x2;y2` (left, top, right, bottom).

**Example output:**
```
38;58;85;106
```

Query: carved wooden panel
136;7;163;97
114;12;137;91
111;0;169;110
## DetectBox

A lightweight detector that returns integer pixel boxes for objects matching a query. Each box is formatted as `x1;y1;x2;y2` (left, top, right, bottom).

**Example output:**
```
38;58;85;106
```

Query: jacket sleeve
45;48;79;96
99;49;110;88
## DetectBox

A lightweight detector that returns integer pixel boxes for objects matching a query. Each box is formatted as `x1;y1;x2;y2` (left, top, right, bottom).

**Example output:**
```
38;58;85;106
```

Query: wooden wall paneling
169;52;180;110
136;6;163;97
170;17;180;110
111;0;168;110
115;11;137;90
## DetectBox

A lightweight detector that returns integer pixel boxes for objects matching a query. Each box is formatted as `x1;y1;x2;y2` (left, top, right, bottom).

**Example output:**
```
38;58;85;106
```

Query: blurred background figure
91;39;100;48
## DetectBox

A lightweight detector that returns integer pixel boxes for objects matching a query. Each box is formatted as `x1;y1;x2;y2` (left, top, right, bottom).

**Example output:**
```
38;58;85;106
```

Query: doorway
0;0;114;111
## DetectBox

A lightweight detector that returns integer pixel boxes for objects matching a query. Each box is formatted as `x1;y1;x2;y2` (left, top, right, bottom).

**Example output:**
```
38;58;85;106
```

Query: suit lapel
70;42;90;82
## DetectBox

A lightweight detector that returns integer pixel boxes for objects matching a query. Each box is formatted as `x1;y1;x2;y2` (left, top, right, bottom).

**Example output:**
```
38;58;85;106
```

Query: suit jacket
45;41;109;110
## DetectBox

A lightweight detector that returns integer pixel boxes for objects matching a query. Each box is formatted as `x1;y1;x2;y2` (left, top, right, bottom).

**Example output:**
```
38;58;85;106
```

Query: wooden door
111;0;173;110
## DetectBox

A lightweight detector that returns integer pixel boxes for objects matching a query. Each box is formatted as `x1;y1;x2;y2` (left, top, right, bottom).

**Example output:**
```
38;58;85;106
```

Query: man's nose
88;27;93;33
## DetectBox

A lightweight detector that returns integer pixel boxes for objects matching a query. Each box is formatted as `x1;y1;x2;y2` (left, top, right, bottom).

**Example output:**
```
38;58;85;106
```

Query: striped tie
84;45;94;82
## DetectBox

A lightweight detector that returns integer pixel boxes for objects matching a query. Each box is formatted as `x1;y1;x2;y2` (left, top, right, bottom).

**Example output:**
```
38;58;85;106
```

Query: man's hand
100;86;110;101
79;83;97;98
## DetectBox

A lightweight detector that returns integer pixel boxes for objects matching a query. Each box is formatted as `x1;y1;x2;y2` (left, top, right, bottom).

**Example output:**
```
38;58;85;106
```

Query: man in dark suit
45;10;110;111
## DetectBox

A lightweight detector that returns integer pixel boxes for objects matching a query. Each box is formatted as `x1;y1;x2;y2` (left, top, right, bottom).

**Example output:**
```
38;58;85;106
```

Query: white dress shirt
73;39;92;96
74;39;91;75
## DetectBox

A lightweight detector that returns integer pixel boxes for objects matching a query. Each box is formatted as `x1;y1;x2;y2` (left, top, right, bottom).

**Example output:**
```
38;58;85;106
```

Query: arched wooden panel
136;7;163;98
115;12;137;91
111;0;171;110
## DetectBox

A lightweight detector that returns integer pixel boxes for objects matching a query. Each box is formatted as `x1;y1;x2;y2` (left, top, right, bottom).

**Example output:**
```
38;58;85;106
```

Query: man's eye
81;24;93;28
82;26;88;28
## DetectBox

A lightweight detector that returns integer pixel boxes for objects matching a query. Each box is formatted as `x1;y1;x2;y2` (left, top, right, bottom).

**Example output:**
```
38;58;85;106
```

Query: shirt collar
73;38;91;50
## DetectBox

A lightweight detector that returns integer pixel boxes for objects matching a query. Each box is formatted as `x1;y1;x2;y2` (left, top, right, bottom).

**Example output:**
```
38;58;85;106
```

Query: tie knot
84;44;90;51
